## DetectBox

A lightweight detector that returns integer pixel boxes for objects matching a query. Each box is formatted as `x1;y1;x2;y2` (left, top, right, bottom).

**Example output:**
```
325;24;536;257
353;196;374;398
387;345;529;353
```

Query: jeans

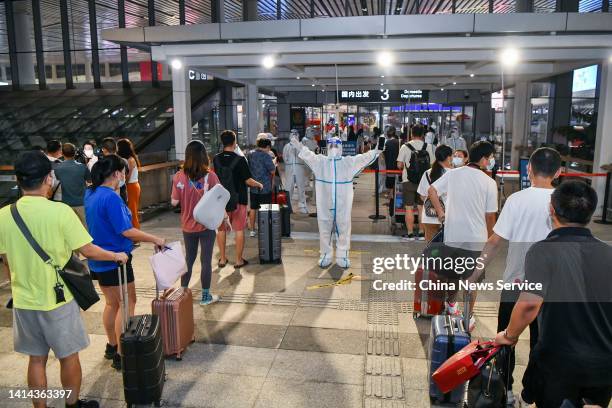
181;229;216;290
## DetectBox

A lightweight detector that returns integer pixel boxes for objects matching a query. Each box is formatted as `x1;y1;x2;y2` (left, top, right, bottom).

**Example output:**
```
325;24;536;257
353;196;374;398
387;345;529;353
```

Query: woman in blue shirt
85;154;165;371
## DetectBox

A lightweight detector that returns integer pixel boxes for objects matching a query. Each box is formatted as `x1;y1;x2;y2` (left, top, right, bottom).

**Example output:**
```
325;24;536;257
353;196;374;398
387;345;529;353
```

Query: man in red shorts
213;130;263;269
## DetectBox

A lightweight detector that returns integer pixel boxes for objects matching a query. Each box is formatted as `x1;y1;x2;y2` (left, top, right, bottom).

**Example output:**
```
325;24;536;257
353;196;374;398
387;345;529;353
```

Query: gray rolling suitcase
258;204;282;264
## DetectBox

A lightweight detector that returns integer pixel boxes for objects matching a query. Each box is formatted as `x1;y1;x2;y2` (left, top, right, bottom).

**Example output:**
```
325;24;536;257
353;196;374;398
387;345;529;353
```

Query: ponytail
430;144;453;183
90;154;126;189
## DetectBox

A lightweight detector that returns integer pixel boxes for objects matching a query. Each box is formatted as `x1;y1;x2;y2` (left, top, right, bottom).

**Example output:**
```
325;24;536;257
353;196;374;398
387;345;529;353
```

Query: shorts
13;300;90;358
402;182;422;206
91;256;134;287
219;204;248;232
250;192;272;210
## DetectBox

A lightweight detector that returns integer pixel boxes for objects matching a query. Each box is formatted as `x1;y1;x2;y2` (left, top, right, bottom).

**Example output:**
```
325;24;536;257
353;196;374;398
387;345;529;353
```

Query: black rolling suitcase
280;205;291;237
258;204;282;263
118;264;165;407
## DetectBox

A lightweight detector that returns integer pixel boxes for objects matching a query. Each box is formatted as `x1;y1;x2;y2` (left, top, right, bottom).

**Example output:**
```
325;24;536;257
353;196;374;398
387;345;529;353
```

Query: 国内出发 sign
338;89;429;103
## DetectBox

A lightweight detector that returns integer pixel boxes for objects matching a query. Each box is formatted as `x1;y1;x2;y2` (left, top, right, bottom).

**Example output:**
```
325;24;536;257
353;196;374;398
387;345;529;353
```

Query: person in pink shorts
213;131;263;269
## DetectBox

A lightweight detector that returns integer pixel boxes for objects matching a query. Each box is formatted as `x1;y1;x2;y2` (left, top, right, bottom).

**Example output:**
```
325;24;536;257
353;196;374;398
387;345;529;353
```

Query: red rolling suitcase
151;287;195;360
413;266;445;318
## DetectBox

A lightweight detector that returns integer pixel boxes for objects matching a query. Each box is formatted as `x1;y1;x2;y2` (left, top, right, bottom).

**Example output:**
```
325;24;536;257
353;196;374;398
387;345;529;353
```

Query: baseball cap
15;151;52;183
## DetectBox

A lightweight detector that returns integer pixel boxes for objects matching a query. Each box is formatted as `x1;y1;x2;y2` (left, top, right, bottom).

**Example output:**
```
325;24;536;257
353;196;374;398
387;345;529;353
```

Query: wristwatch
503;329;519;343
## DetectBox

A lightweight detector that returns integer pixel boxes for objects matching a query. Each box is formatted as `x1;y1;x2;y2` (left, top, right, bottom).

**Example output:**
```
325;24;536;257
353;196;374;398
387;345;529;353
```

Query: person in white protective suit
283;129;311;213
292;135;384;268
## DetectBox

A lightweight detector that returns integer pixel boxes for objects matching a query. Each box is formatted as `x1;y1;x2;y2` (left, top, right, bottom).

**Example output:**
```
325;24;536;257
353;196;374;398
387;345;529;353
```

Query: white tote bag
149;241;188;289
193;182;230;230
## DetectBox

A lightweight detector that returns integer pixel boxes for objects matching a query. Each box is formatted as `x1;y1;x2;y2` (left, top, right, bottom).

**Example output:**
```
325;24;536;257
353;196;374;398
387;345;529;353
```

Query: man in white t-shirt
469;147;561;405
428;141;498;325
397;124;435;241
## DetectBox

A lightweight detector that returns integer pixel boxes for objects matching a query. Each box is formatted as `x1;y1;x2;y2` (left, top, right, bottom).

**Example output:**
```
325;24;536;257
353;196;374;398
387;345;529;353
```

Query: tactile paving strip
364;270;406;408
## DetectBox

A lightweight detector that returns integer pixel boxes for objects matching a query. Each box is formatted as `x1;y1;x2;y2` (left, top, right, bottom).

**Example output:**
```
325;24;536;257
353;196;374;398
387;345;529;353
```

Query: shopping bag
193;183;230;230
432;340;499;394
149;241;188;289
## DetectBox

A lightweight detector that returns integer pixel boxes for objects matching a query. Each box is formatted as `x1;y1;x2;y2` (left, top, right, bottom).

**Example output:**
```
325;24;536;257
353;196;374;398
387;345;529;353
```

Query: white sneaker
249;230;257;238
516;391;534;408
469;315;476;332
200;294;220;306
336;257;351;269
318;254;332;268
506;390;515;407
298;205;309;214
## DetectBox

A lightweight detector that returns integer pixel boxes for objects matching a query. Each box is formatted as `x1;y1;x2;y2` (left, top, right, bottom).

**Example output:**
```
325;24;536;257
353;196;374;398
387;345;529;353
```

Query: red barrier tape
362;169;606;177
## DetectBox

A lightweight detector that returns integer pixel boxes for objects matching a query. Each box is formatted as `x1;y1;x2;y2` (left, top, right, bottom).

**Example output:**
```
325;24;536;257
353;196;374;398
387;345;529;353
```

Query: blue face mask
487;158;496;171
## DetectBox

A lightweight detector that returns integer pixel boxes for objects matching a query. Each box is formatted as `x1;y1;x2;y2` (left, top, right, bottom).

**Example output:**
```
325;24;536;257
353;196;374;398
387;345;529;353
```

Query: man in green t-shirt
0;151;128;408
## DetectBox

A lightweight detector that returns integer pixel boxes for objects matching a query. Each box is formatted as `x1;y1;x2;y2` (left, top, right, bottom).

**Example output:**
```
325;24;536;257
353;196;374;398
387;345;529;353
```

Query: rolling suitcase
428;314;471;404
118;264;165;407
151;287;195;360
413;267;445;319
280;204;291;237
258;204;282;264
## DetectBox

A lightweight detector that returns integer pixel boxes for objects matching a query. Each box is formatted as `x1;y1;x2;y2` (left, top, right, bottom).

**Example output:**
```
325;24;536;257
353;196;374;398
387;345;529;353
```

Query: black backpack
406;143;430;184
214;154;242;212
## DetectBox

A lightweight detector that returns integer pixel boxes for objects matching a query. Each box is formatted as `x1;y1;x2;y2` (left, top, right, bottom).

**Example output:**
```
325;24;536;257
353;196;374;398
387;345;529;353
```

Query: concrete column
219;84;236;131
243;0;258;21
276;94;290;141
510;81;530;168
51;64;57;81
171;59;191;161
593;60;612;218
516;0;534;12
0;65;6;81
14;8;36;85
555;0;579;11
245;83;259;145
211;0;225;23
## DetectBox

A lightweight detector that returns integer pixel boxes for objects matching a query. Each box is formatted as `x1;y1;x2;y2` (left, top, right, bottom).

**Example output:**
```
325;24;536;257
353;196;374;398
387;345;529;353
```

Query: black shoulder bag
10;204;100;311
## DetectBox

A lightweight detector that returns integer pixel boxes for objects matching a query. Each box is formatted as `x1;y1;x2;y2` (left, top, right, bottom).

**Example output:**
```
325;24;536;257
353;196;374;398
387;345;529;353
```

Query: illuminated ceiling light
296;76;301;80
311;83;315;87
440;88;444;91
380;75;385;78
262;55;275;69
453;81;457;85
170;59;182;70
321;88;325;92
380;83;384;86
500;48;520;67
377;51;394;67
470;73;475;78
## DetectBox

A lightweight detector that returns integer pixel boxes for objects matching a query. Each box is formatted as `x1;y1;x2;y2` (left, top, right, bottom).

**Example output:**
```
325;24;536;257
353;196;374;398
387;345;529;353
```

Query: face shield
326;137;343;158
290;129;300;141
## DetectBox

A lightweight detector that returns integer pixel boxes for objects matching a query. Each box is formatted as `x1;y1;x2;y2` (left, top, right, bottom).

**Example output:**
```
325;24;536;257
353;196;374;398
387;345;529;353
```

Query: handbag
149;241;188;290
192;174;231;230
467;346;510;407
432;340;500;394
423;173;444;218
10;204;100;311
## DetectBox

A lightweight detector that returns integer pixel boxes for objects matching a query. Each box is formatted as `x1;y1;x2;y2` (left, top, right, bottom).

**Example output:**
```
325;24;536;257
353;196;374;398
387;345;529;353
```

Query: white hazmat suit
283;129;312;213
293;136;382;268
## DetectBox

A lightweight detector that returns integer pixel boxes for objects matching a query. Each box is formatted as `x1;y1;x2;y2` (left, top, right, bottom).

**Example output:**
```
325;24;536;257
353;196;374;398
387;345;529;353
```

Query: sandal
218;258;228;268
234;259;249;269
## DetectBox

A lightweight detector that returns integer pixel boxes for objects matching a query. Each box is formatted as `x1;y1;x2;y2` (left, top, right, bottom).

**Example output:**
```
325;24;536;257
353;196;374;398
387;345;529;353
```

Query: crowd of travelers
0;126;609;408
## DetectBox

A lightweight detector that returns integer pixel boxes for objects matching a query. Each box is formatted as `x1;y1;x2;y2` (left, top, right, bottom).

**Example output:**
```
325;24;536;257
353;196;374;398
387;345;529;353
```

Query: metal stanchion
369;169;385;221
594;168;611;225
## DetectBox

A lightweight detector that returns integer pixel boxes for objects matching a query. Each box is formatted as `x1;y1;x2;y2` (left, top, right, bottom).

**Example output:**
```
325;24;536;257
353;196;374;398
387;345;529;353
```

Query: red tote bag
432;341;500;394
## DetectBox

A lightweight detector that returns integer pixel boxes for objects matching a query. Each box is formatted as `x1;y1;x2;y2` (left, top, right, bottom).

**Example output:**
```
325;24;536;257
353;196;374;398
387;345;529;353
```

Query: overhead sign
338;89;429;103
188;70;209;80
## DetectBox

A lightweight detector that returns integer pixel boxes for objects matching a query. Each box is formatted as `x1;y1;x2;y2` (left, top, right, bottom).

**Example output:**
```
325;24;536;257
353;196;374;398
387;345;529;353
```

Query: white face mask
452;157;464;167
487;157;496;171
84;148;94;158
